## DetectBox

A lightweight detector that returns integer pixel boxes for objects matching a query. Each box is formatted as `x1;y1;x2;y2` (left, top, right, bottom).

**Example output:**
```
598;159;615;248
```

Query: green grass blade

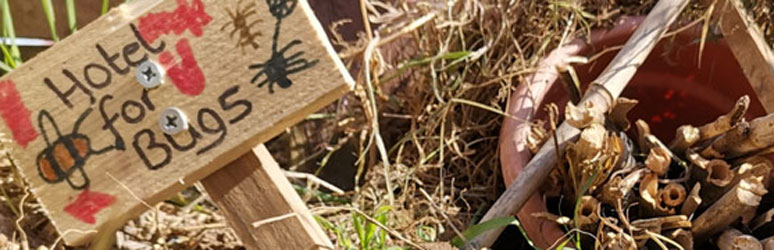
452;216;541;249
101;0;110;15
40;0;59;42
0;0;21;66
0;60;11;73
66;0;77;33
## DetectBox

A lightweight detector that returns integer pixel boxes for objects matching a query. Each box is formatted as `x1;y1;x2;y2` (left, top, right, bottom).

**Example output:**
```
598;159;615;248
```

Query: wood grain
0;0;351;245
201;145;332;249
717;0;774;113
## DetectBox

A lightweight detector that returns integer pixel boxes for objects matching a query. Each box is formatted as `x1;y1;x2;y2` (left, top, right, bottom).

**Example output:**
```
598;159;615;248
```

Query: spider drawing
248;0;318;93
221;0;263;51
249;40;318;93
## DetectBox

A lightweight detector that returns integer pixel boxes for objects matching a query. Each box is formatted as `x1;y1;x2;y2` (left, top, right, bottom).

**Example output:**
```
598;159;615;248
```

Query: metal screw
136;60;165;89
159;107;189;135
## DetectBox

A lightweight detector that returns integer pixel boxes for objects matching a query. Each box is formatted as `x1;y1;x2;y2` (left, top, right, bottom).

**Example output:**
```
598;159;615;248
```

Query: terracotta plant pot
499;16;767;248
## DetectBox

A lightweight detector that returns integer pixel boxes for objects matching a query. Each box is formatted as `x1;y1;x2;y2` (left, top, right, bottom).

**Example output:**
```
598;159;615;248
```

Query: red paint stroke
159;39;205;96
137;0;212;43
64;189;116;224
0;80;38;148
137;0;211;96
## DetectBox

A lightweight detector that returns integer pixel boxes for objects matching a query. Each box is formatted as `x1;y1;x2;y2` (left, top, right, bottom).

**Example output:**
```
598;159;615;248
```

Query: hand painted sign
0;0;351;245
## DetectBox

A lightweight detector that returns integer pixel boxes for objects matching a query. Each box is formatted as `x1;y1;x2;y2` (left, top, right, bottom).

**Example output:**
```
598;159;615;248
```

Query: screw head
159;107;189;135
136;60;165;89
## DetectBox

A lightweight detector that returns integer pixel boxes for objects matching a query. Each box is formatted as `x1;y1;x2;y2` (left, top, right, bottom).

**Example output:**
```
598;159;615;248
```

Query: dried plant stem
576;196;600;231
704;157;772;206
697;95;749;140
723;113;774;158
362;36;395;206
691;177;768;239
668;229;693;250
717;228;763;250
669;125;700;154
680;183;702;216
762;237;774;250
659;183;686;208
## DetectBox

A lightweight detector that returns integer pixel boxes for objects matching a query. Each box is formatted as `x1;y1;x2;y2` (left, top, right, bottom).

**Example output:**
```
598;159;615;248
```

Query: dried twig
697;95;750;140
717;228;763;250
692;176;768;239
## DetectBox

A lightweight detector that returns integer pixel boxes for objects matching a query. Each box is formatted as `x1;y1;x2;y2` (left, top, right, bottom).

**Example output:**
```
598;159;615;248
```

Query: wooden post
717;0;774;112
201;145;332;249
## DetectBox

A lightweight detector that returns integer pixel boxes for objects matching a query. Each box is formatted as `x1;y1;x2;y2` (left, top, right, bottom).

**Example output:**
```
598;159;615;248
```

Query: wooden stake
716;0;774;113
717;228;763;250
464;1;689;247
201;145;333;249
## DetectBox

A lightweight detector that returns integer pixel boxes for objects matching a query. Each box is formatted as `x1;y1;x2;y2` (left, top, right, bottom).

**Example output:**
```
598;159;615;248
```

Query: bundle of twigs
530;94;774;249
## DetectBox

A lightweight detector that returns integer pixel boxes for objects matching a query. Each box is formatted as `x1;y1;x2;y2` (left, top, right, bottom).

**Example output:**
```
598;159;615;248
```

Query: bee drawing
36;108;114;190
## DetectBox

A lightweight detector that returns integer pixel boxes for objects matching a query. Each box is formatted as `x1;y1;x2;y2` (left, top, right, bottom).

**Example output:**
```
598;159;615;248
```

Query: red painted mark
0;80;38;148
159;39;205;95
137;0;211;96
64;189;116;224
137;0;212;43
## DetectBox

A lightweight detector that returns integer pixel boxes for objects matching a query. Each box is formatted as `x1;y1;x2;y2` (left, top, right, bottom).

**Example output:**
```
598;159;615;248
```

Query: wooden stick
201;145;333;249
463;1;689;247
668;229;694;250
716;0;774;112
680;183;702;216
691;176;768;240
697;95;749;140
762;237;774;250
721;113;774;158
717;228;763;250
692;159;735;189
752;208;774;231
703;157;772;206
669;125;700;155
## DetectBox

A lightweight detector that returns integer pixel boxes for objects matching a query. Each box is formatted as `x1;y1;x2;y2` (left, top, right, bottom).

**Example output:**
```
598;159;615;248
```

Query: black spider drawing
249;40;318;93
221;0;263;51
249;0;318;93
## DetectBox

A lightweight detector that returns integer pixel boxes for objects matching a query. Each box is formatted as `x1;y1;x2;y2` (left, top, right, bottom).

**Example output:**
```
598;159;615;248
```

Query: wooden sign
0;0;352;245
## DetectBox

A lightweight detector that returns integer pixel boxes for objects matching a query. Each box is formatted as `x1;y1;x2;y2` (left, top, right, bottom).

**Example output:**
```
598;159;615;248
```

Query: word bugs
36;108;114;190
